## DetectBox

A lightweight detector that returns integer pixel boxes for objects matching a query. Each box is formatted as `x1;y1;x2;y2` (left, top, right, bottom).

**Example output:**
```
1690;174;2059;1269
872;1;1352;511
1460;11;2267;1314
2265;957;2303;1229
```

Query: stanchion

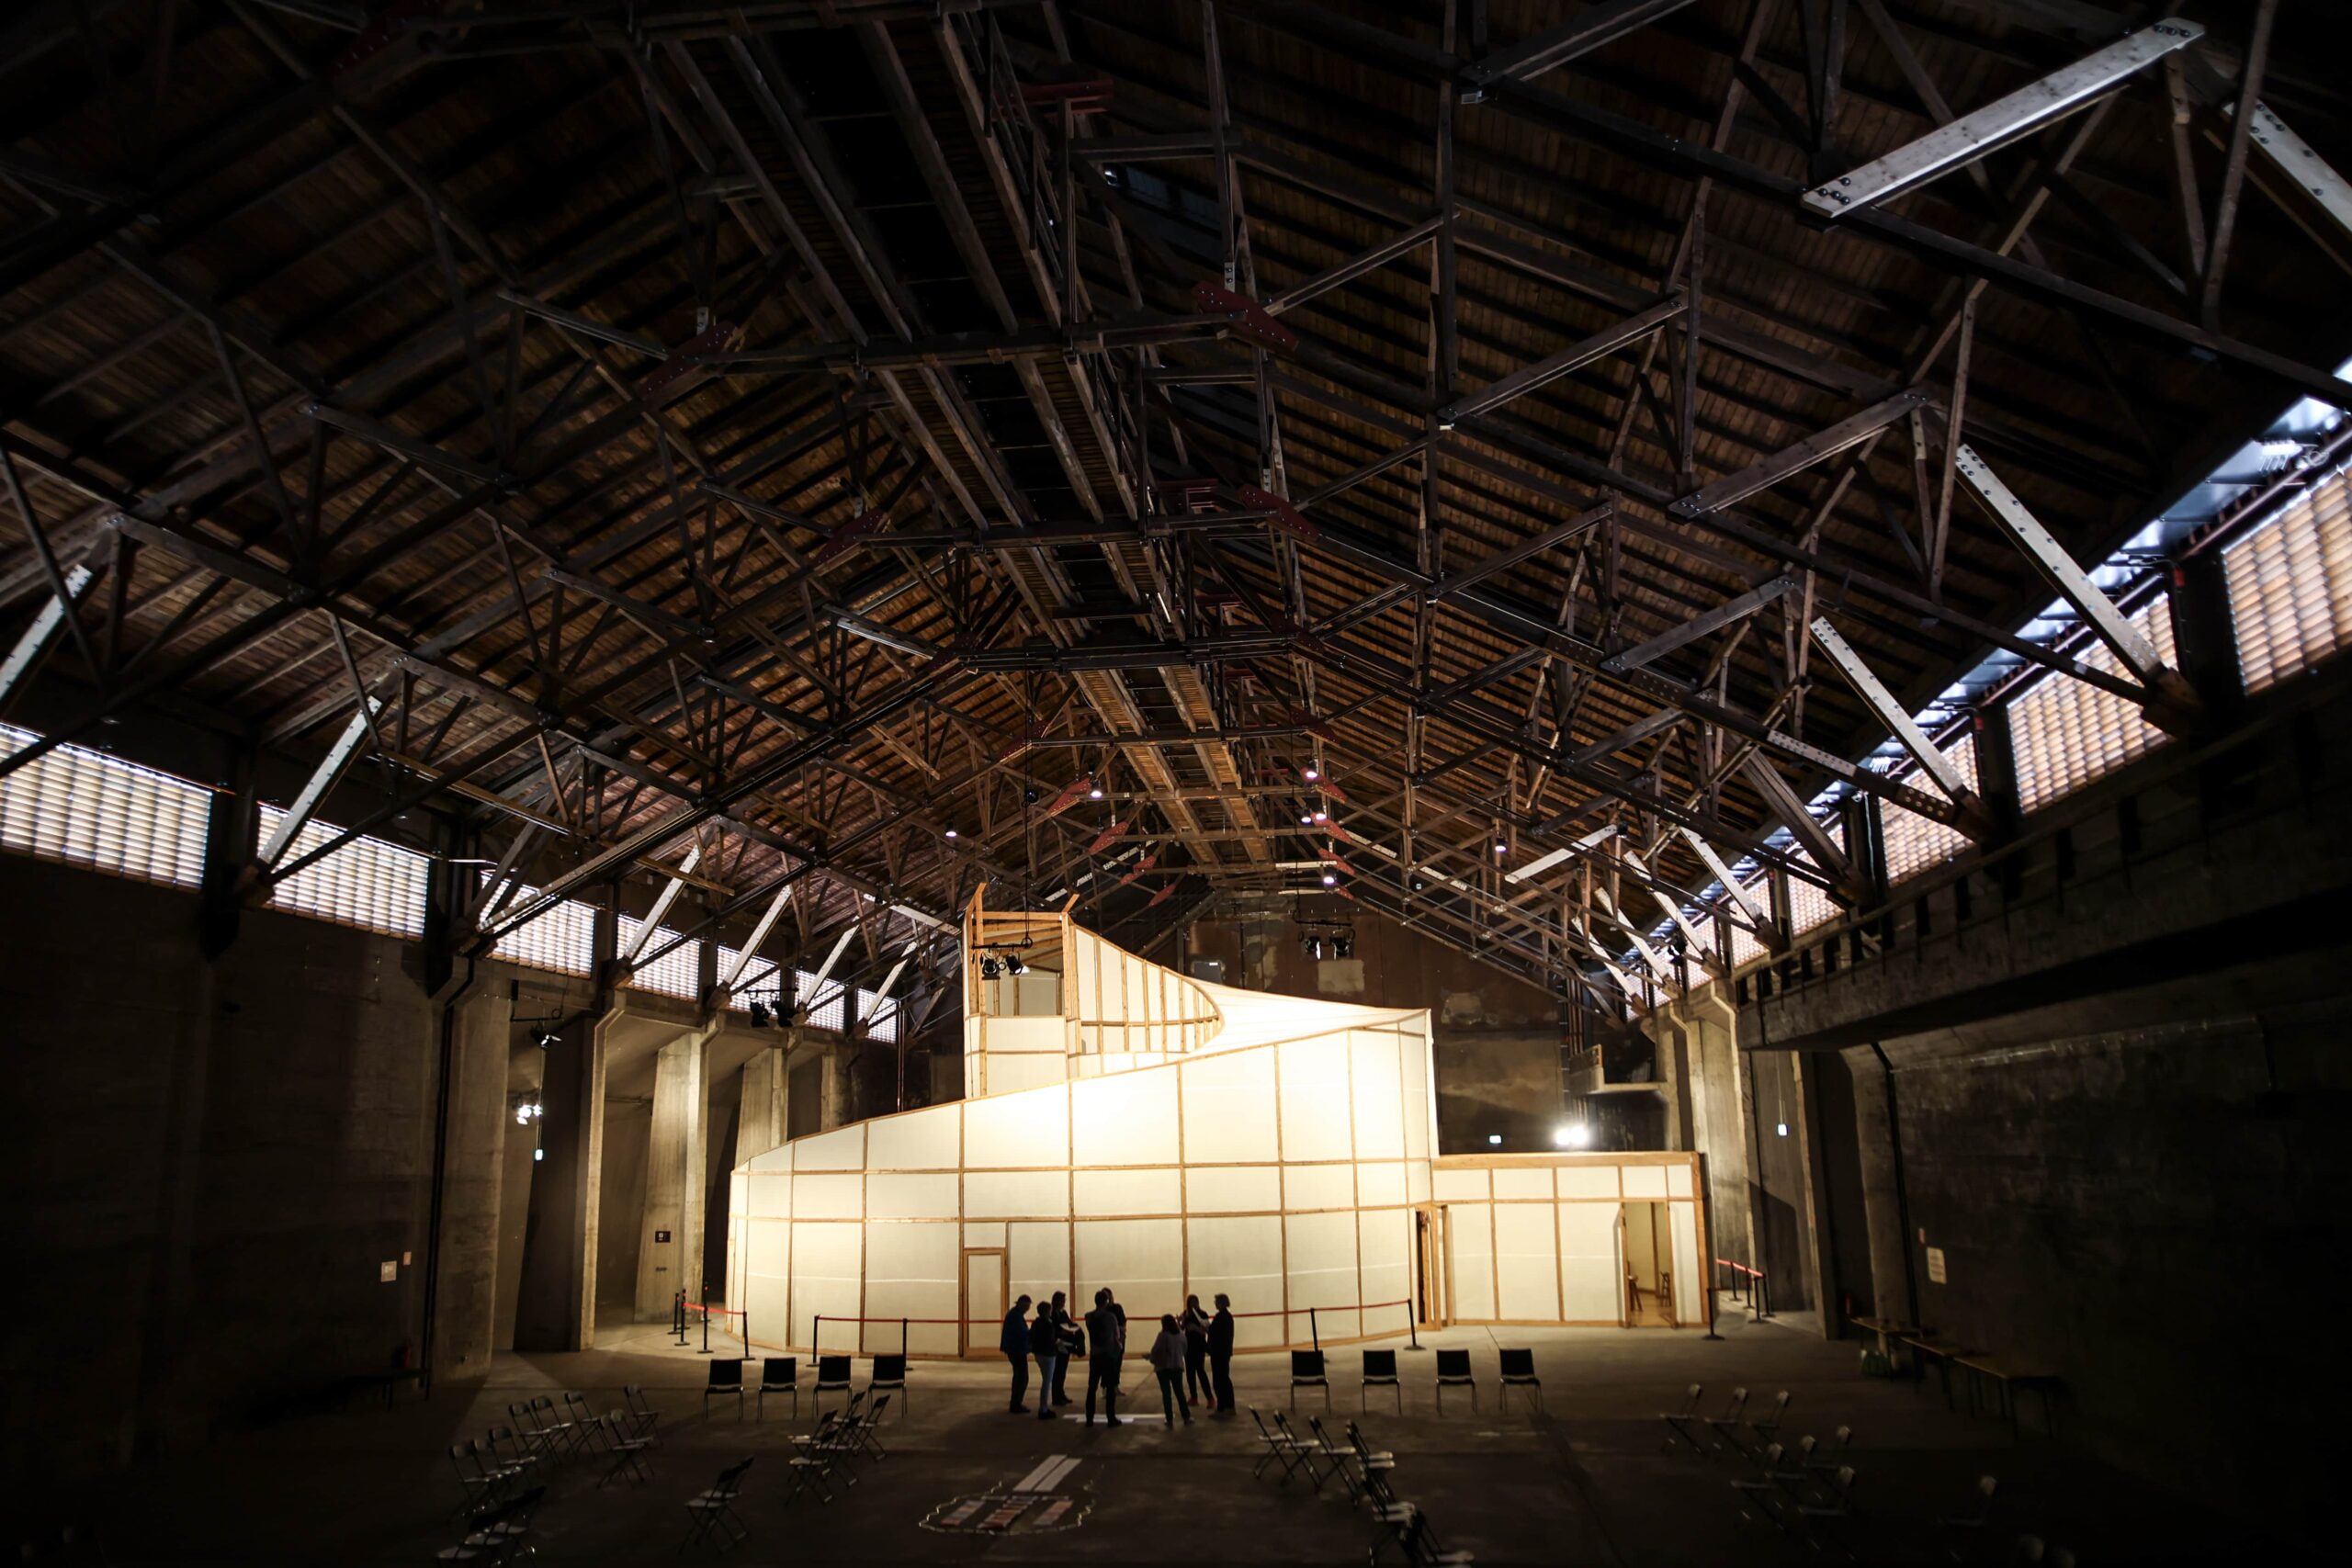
698;1288;713;1355
1309;1307;1320;1352
901;1317;910;1356
672;1289;688;1346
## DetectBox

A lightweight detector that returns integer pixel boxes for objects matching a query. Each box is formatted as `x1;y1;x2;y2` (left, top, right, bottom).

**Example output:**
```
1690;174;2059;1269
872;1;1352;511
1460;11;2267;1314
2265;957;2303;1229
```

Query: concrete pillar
1682;992;1755;1271
636;1027;709;1321
737;1045;789;1165
512;1008;606;1350
429;985;511;1381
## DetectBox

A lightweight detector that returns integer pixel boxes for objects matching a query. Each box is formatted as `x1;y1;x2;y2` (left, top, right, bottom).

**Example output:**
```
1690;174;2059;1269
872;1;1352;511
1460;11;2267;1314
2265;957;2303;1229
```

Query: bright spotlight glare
1554;1122;1591;1148
1089;785;1104;799
1487;1134;1503;1146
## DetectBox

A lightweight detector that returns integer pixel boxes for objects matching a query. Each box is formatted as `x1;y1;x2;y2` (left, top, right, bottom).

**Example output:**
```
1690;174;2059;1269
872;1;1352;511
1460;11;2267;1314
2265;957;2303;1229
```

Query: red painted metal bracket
1192;281;1297;352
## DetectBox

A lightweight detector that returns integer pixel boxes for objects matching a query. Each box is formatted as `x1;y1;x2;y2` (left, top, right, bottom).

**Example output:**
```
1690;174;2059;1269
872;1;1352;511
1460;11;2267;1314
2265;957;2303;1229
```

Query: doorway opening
1412;1206;1447;1329
961;1248;1008;1358
1623;1201;1676;1326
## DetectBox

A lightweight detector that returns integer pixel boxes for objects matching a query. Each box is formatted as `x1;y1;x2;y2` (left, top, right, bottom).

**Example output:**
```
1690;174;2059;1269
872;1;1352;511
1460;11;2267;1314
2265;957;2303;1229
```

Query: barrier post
672;1289;688;1346
741;1306;752;1359
902;1317;910;1356
699;1287;713;1354
1309;1307;1319;1352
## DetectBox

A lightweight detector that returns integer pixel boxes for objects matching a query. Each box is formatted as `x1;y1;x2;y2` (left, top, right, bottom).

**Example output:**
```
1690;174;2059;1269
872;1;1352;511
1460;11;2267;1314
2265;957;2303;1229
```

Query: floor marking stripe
1012;1454;1068;1494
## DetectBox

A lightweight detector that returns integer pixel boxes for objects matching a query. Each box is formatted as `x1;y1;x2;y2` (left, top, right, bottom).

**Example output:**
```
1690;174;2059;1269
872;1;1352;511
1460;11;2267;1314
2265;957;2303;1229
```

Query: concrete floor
48;1300;2302;1565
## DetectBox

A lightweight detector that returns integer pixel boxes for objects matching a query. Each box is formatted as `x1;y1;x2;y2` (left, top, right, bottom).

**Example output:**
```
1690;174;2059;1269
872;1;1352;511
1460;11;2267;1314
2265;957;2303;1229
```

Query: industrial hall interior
1;1;2346;1564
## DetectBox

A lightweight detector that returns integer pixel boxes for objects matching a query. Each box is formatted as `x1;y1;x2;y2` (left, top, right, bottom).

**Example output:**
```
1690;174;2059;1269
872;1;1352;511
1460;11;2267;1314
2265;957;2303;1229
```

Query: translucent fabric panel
1495;1202;1563;1321
1623;1164;1668;1198
867;1103;959;1171
1671;1204;1705;1326
1071;1166;1182;1218
1178;1045;1278;1163
964;1082;1069;1169
963;1222;1007;1249
1667;1162;1693;1197
1283;1210;1358;1311
865;1172;959;1220
1282;1162;1355;1213
791;1124;865;1173
1445;1203;1495;1320
1185;1216;1283;1347
1494;1167;1555;1200
1558;1202;1622;1323
791;1173;864;1221
1432;1168;1488;1201
1276;1034;1354;1162
1357;1209;1413;1328
1557;1163;1619;1197
1070;1068;1179;1168
1346;1030;1408;1159
1184;1165;1282;1215
791;1222;864;1351
963;1170;1069;1221
1007;1222;1069;1305
745;1169;793;1218
1355;1160;1407;1208
740;1216;791;1347
1399;1029;1433;1160
863;1222;959;1353
1072;1218;1183;1321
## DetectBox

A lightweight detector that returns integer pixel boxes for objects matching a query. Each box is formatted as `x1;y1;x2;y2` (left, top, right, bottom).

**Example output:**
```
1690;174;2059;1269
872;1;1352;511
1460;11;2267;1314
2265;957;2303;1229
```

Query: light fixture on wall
1487;1134;1504;1146
1554;1122;1591;1149
978;955;1003;981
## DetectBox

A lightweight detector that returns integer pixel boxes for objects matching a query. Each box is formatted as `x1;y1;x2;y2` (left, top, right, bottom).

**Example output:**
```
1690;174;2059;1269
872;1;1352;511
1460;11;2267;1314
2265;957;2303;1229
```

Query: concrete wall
1183;906;1565;1153
0;859;437;1479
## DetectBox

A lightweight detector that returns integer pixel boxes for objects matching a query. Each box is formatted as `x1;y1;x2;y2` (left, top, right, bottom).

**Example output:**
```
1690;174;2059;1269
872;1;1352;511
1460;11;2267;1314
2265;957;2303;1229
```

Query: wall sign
655;1229;673;1243
379;1261;398;1283
1926;1246;1947;1285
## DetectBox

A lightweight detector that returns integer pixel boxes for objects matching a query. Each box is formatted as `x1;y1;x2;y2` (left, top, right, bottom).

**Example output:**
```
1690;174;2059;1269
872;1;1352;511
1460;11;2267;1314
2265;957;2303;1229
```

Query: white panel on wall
1357;1208;1412;1328
1070;1069;1180;1167
1557;1163;1620;1198
1073;1218;1183;1319
1185;1215;1283;1345
1558;1202;1622;1323
1277;1034;1354;1162
863;1222;959;1354
741;1220;790;1348
1623;1164;1669;1199
1184;1165;1283;1214
1494;1202;1562;1321
1667;1161;1693;1197
1072;1166;1183;1217
792;1172;865;1221
964;1082;1069;1168
1406;1161;1431;1204
791;1221;864;1348
1355;1160;1407;1209
1494;1167;1555;1200
792;1125;866;1173
964;1222;1007;1248
1671;1203;1704;1326
1283;1209;1359;1314
1179;1046;1278;1162
868;1103;959;1170
963;1170;1069;1220
747;1170;793;1220
1399;1028;1431;1161
865;1172;959;1220
1445;1203;1496;1319
1433;1168;1489;1201
1281;1162;1355;1213
1348;1031;1407;1159
1007;1221;1069;1303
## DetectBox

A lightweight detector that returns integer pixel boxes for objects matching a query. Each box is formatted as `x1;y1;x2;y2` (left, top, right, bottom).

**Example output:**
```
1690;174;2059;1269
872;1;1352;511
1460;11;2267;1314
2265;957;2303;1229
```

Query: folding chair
705;1358;745;1421
1797;1464;1858;1526
2016;1535;2077;1568
1702;1386;1751;1450
681;1457;755;1551
755;1357;798;1421
1804;1425;1853;1471
1936;1473;1999;1538
1272;1409;1340;1492
562;1392;610;1450
785;1413;854;1505
868;1352;907;1415
1746;1390;1792;1444
851;1393;891;1461
525;1395;584;1460
1361;1348;1402;1413
1390;1510;1476;1566
1659;1383;1705;1452
1497;1348;1542;1412
483;1427;545;1489
622;1383;662;1444
1248;1406;1306;1483
1432;1348;1477;1414
812;1354;854;1415
447;1440;514;1516
1290;1348;1330;1409
1307;1414;1379;1502
598;1413;654;1488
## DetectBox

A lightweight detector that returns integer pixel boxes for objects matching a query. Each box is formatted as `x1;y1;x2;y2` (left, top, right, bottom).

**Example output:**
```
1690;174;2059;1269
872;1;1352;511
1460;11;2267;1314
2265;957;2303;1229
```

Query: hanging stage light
748;1000;772;1029
1321;872;1337;886
979;956;1003;980
1004;954;1026;976
1333;933;1354;959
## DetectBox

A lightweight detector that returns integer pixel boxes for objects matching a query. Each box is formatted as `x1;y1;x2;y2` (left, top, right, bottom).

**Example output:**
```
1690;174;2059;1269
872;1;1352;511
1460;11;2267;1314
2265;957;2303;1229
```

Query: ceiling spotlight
1300;814;1315;825
1023;787;1039;804
944;827;958;839
1494;841;1509;854
529;1028;558;1050
1333;934;1354;959
978;956;1003;981
1554;1122;1591;1149
1004;954;1026;976
1303;766;1320;782
1487;1134;1503;1146
1321;873;1337;886
1313;811;1328;823
1089;784;1105;799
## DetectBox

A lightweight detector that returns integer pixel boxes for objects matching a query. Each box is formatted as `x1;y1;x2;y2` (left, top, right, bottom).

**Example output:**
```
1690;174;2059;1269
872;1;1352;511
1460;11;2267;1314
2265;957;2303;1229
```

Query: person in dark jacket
1030;1301;1063;1418
1002;1294;1033;1413
1049;1290;1078;1405
1181;1292;1213;1405
1208;1292;1237;1414
1083;1287;1125;1425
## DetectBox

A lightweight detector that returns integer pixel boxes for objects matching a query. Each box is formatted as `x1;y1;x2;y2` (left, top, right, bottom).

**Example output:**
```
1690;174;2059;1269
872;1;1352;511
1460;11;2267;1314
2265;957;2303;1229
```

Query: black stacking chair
1289;1348;1330;1409
1497;1348;1542;1412
704;1357;745;1420
868;1352;907;1415
813;1354;854;1415
1361;1348;1402;1412
1433;1348;1477;1413
755;1357;797;1421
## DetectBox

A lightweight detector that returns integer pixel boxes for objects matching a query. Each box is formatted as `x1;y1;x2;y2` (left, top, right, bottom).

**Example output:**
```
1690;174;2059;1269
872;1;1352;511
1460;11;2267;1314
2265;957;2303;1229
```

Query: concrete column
636;1027;709;1321
429;985;511;1381
737;1045;789;1165
512;1009;606;1350
1682;993;1755;1270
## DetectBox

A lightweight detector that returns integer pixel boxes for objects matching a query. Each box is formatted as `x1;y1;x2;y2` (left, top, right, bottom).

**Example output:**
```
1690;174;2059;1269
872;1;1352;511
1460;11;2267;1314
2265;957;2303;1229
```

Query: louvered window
489;883;599;976
1879;733;1980;887
258;806;428;936
1784;826;1846;938
2010;600;2177;813
1726;877;1772;969
0;724;209;888
859;987;899;1043
718;944;782;1009
620;916;701;1000
797;967;846;1032
2224;468;2352;693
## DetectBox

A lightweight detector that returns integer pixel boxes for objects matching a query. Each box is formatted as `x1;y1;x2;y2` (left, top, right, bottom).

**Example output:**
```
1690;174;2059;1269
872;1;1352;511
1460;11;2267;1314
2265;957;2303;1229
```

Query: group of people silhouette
1001;1287;1237;1427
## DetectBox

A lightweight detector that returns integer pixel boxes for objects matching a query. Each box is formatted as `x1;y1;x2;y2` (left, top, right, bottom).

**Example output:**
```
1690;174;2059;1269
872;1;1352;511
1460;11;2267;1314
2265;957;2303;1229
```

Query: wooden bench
343;1368;427;1410
1902;1337;1978;1408
1955;1355;2062;1439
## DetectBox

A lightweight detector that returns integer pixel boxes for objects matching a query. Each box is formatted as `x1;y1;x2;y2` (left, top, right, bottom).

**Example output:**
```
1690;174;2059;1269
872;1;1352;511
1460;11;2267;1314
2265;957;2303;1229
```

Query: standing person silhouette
1001;1293;1033;1413
1181;1293;1213;1406
1208;1292;1237;1415
1029;1299;1063;1419
1048;1290;1078;1406
1083;1287;1126;1425
1148;1313;1195;1427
